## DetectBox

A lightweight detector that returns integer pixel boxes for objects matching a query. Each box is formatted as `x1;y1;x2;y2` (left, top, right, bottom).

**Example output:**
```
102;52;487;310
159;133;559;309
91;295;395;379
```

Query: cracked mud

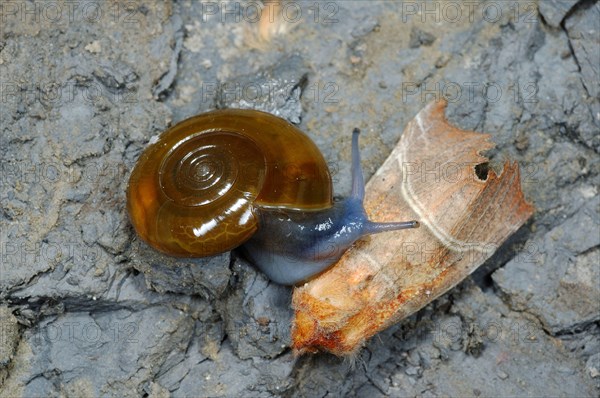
1;1;599;396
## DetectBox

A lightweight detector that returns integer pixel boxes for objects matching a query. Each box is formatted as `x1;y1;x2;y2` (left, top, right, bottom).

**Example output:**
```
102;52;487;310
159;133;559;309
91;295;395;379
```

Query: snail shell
127;109;332;257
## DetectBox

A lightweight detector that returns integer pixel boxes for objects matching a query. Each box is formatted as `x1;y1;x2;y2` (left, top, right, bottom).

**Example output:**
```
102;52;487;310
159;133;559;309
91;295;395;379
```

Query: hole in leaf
475;162;489;180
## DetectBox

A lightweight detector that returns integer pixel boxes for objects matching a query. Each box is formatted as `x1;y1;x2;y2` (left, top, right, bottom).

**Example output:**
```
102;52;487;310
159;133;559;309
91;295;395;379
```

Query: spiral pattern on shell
127;109;333;257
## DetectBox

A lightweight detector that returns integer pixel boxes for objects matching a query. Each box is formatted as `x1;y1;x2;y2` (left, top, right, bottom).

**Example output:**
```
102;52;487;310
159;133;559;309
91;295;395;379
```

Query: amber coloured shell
127;109;333;257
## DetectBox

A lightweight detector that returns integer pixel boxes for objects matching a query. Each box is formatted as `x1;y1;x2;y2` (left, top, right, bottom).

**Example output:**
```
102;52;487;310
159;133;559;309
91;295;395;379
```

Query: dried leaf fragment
292;100;534;356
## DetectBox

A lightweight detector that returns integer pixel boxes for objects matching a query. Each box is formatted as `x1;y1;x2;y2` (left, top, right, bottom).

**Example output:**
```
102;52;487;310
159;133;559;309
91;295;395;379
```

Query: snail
127;109;419;285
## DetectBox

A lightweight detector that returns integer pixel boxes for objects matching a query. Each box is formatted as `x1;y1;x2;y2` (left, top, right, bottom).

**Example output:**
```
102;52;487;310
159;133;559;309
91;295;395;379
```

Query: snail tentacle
351;128;365;200
350;127;419;237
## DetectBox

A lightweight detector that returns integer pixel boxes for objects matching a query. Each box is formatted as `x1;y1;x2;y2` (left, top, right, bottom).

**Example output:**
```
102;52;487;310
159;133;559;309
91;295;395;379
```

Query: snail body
127;109;418;285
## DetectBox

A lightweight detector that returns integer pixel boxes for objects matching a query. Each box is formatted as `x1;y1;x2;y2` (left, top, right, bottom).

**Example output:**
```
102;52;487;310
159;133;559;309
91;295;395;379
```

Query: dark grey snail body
242;198;368;285
127;110;418;286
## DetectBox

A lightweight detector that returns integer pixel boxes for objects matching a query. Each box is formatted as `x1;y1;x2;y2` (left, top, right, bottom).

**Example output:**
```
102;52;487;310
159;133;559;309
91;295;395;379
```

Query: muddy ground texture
1;1;599;397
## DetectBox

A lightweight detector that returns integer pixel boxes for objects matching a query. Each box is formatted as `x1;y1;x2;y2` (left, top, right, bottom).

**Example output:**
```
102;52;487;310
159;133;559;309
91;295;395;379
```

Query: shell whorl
127;109;333;257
